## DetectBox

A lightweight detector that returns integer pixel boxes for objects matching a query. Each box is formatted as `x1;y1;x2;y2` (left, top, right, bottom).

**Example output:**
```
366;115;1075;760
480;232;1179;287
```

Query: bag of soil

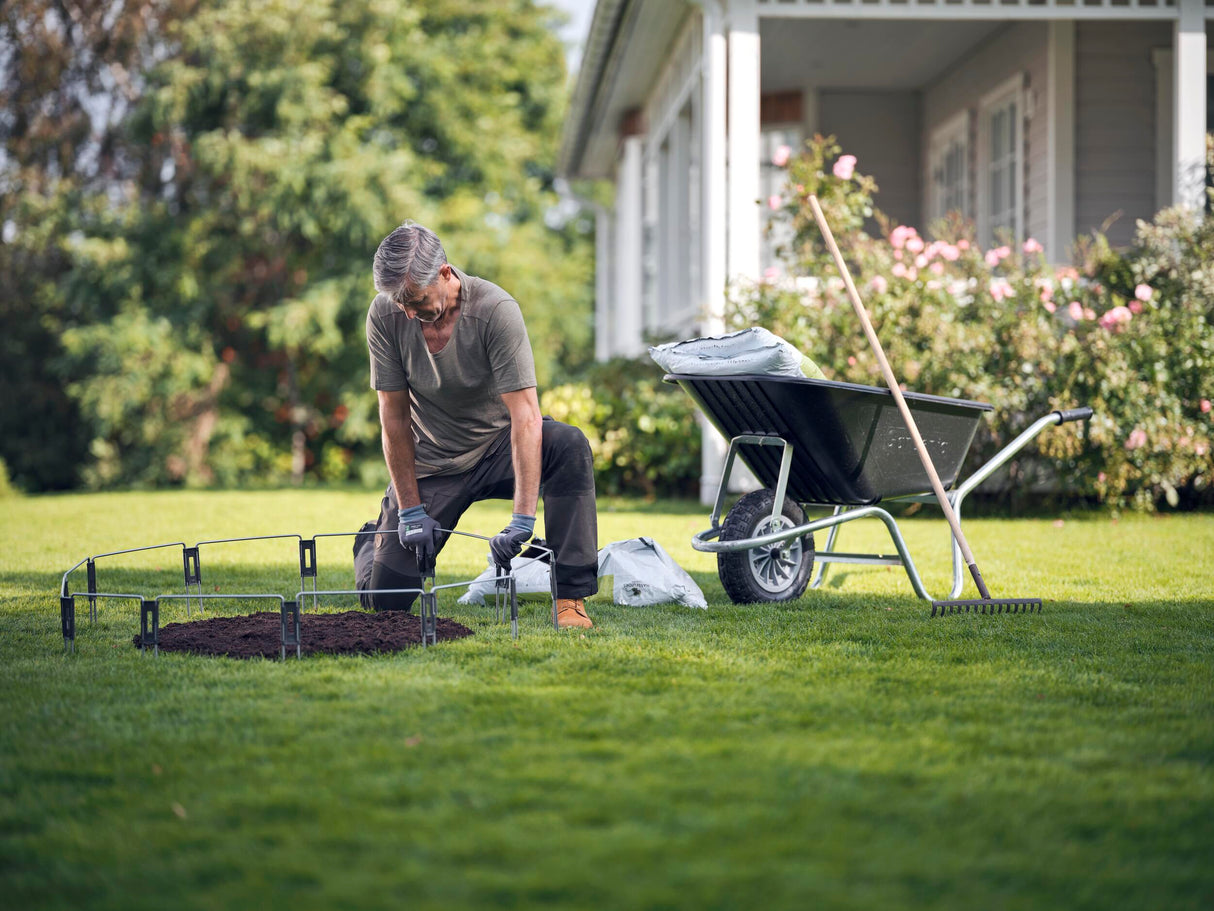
596;537;707;608
648;327;826;380
457;553;554;605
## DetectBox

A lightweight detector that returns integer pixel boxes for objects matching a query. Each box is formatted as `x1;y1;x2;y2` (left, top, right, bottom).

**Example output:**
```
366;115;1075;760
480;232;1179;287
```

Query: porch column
1173;0;1207;210
614;134;645;357
1046;21;1075;262
594;207;614;362
727;0;762;285
699;0;730;504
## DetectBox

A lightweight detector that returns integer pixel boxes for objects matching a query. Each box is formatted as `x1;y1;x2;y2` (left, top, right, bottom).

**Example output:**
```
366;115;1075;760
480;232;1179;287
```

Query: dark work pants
366;418;599;611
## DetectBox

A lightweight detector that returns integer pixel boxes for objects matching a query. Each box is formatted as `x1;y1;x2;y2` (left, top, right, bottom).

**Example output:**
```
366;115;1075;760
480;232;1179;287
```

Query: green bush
0;459;17;498
541;359;701;498
735;135;1213;510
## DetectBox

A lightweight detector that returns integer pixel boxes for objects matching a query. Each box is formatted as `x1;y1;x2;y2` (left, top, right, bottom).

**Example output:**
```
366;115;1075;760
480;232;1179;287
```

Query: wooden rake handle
807;195;992;600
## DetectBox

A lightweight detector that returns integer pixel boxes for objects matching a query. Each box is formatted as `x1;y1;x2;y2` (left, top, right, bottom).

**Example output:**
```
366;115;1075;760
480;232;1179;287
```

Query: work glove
490;513;536;571
397;504;441;572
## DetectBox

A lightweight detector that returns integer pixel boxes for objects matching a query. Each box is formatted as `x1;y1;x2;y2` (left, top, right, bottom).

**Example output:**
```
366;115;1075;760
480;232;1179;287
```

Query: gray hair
372;221;447;301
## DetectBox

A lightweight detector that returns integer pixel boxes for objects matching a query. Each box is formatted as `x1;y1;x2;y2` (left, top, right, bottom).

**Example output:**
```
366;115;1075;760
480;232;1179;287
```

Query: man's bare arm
500;386;543;517
378;388;421;509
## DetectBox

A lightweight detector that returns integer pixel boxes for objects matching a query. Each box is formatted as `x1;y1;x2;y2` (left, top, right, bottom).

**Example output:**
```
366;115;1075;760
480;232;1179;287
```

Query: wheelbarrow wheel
718;489;814;604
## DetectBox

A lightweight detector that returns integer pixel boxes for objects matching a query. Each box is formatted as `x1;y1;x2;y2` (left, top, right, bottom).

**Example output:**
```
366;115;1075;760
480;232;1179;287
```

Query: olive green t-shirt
365;267;537;478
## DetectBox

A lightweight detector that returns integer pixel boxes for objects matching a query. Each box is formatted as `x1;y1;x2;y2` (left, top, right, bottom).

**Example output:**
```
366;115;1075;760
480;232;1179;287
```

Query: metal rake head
930;598;1043;618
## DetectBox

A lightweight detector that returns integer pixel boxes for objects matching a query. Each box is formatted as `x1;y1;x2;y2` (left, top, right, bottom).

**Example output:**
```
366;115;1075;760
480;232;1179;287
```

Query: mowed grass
1;489;1211;911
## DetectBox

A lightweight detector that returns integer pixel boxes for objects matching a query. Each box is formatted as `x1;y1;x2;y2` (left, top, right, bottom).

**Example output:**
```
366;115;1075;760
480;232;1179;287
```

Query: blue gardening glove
490;514;536;570
397;505;440;571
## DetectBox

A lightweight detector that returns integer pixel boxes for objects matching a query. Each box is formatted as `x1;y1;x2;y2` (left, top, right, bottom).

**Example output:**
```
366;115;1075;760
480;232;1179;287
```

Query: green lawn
1;490;1211;910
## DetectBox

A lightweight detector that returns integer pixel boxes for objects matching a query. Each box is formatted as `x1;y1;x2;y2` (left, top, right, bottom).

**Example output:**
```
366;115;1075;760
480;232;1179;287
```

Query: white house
558;0;1210;503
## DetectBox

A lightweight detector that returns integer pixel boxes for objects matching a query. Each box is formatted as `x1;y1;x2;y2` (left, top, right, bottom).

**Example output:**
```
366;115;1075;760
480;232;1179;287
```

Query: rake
808;195;1042;617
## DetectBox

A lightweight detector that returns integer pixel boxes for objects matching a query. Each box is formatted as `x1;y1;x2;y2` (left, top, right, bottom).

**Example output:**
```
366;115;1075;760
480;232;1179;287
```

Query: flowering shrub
731;135;1213;509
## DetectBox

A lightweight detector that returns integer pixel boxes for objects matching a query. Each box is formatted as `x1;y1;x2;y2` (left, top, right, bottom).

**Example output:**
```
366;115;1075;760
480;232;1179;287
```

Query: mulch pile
133;610;474;659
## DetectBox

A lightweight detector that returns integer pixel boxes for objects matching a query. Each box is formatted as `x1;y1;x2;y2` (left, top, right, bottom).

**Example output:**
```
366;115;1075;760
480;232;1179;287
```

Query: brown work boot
556;599;594;629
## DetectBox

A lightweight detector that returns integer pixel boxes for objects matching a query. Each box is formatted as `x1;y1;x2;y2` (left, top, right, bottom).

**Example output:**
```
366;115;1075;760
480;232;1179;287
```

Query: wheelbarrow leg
810;506;846;590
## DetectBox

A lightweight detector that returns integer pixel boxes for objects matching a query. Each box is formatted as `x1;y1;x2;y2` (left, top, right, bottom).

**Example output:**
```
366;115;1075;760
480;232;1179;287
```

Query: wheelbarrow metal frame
692;409;1080;602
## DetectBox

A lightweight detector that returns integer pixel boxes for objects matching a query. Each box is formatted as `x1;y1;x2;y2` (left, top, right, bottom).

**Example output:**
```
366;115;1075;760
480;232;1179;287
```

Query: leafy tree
0;0;196;489
2;0;592;489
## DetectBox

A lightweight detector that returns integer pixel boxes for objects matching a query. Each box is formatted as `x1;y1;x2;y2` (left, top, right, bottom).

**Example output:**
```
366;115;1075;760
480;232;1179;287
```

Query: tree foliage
1;0;592;490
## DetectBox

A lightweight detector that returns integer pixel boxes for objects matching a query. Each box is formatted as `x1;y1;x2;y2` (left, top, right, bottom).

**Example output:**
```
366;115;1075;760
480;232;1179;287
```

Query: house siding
1074;21;1170;248
819;91;921;229
922;23;1050;243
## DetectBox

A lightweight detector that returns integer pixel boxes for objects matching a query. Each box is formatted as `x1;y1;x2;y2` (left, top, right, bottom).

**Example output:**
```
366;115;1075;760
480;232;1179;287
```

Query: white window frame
977;73;1025;247
928;110;971;222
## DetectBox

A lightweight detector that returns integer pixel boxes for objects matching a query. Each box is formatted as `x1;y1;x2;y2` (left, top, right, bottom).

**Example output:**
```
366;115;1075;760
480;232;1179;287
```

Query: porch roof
559;0;1197;181
559;0;691;180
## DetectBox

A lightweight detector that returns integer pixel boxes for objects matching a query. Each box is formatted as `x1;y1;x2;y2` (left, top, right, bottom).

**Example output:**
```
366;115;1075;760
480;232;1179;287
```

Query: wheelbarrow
668;373;1092;605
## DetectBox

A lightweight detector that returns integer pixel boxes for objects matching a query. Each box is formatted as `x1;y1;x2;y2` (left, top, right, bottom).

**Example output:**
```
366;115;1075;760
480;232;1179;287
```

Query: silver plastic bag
596;537;707;609
457;556;552;605
649;327;824;379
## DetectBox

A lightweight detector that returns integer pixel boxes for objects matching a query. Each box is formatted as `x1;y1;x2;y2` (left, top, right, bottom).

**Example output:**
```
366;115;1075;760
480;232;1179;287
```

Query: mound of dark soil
134;610;473;659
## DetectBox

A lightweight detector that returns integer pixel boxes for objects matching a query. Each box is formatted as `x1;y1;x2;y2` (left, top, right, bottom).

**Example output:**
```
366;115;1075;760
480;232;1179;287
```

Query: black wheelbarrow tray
666;373;1092;604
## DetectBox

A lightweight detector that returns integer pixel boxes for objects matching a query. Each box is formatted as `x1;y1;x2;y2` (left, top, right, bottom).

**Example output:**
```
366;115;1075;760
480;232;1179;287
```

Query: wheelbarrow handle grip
1054;406;1094;424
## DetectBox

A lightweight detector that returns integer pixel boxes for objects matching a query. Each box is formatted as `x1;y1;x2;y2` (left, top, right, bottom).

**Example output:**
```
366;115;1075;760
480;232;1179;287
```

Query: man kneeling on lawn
362;220;597;628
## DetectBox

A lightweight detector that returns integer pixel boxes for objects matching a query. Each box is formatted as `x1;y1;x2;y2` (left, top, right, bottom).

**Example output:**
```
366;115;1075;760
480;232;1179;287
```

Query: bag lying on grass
457;537;706;608
458;553;554;605
648;327;826;380
597;537;707;609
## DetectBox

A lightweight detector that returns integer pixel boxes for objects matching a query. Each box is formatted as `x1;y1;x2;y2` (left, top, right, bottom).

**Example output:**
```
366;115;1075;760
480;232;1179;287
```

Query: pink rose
939;243;961;262
1201;399;1211;413
990;245;1011;264
832;154;857;180
889;225;917;249
847;356;857;366
772;145;792;167
989;278;1014;302
1098;472;1106;483
906;236;925;254
1125;429;1147;451
1134;283;1153;302
1196;442;1209;457
763;266;781;282
767;194;782;211
957;239;970;251
1023;238;1044;255
869;275;889;294
1067;301;1085;321
929;261;945;276
984;249;1001;267
1043;301;1056;313
891;262;908;278
1098;305;1132;330
915;254;928;269
905;267;918;282
1129;301;1143;314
